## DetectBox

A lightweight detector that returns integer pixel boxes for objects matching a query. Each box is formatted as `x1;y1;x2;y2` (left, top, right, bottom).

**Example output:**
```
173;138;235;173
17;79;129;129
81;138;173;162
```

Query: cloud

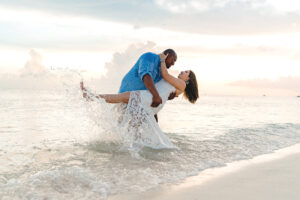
177;44;280;56
228;77;300;91
0;42;172;91
0;49;80;89
264;0;300;13
1;0;300;36
155;0;210;13
155;0;300;14
154;0;266;14
19;50;49;78
219;76;300;96
87;41;158;93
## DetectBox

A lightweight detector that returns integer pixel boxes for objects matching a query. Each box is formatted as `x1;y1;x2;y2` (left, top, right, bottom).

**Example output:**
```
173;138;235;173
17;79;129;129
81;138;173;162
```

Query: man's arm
138;54;162;107
142;74;162;107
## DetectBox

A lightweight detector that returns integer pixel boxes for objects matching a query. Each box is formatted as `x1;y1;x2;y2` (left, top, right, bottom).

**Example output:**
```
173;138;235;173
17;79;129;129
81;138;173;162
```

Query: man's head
163;49;177;69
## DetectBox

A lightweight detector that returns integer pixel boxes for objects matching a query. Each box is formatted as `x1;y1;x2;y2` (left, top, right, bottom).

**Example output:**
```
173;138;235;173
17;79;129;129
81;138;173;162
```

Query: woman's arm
159;54;186;91
176;89;183;97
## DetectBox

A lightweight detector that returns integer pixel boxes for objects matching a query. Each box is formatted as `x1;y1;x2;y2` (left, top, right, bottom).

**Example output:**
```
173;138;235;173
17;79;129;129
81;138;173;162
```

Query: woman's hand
160;56;168;78
159;53;168;62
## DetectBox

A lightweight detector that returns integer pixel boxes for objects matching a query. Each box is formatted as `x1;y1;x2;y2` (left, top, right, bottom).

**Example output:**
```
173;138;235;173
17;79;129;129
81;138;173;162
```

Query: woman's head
178;70;199;103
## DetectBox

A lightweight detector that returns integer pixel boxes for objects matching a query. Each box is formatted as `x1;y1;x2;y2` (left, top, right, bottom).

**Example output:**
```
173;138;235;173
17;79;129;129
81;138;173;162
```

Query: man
119;49;177;106
118;49;177;122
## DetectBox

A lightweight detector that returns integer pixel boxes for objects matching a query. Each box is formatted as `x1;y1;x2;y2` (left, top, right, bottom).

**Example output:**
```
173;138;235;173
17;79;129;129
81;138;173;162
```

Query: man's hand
168;92;176;100
151;94;162;107
142;74;162;107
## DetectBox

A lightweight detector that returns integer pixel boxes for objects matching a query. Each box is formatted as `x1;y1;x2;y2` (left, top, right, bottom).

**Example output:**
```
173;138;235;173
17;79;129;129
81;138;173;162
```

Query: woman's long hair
184;70;199;103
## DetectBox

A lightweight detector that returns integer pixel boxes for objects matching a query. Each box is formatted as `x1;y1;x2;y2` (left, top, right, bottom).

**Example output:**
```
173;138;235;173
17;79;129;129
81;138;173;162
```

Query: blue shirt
119;52;162;93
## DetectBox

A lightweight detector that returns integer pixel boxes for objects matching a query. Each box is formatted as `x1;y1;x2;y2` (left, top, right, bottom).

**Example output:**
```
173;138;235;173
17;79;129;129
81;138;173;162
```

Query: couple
80;49;198;149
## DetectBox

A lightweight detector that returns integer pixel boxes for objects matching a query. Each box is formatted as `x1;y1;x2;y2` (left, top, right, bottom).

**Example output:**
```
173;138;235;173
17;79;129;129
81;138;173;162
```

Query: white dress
120;79;177;150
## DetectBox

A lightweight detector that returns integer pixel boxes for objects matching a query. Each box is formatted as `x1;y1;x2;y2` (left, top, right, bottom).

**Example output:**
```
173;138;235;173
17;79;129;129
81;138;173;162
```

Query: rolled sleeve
138;56;155;81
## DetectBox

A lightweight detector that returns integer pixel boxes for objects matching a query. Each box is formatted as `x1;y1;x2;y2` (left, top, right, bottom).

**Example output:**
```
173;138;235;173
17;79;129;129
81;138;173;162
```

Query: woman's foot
80;81;87;98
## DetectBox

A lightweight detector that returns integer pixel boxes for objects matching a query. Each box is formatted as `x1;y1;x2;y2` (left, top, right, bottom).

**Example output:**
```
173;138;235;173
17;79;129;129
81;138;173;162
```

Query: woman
80;53;199;149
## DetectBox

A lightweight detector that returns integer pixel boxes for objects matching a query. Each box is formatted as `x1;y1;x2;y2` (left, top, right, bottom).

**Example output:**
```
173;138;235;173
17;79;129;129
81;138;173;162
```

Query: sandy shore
110;143;300;200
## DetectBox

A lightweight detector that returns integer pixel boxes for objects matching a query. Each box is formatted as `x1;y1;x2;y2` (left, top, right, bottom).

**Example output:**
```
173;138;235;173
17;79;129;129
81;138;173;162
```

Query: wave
1;123;299;199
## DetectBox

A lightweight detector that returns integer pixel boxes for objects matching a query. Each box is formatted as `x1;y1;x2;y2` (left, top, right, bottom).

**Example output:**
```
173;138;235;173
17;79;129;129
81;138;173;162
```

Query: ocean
1;89;300;199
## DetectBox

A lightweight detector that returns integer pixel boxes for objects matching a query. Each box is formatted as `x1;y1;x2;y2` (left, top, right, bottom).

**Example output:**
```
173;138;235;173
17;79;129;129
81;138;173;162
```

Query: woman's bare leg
80;81;130;103
100;92;130;103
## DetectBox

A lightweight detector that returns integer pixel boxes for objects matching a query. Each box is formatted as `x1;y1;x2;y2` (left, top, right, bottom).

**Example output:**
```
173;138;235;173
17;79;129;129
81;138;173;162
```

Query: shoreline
110;143;300;200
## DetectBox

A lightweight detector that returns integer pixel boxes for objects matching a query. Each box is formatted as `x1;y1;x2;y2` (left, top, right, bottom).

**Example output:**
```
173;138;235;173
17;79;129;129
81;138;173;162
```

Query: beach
1;93;300;199
1;1;300;199
111;143;300;200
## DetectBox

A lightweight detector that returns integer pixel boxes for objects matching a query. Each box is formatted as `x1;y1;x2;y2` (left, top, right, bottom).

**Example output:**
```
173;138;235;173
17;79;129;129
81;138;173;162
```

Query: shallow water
1;89;300;199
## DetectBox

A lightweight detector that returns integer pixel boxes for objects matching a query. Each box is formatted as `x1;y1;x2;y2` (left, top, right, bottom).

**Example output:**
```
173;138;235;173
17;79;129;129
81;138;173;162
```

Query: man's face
165;54;177;69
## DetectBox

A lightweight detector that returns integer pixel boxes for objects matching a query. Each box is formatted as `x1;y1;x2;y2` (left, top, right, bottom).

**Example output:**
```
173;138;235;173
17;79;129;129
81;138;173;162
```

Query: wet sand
110;143;300;200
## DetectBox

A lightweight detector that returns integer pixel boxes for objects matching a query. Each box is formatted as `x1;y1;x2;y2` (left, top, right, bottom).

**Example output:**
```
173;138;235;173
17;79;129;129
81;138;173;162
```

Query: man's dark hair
163;49;177;57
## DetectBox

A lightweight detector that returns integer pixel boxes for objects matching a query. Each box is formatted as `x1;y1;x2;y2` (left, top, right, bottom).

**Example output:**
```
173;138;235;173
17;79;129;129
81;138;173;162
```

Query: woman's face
178;70;190;81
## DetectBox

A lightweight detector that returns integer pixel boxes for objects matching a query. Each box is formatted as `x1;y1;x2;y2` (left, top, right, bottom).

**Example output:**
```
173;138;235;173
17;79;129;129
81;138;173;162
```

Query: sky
0;0;300;95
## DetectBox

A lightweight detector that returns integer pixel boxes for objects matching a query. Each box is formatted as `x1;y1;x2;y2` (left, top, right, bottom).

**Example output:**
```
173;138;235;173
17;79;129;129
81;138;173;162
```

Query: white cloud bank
20;50;49;78
0;42;160;91
1;43;299;96
0;50;81;90
86;41;159;93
